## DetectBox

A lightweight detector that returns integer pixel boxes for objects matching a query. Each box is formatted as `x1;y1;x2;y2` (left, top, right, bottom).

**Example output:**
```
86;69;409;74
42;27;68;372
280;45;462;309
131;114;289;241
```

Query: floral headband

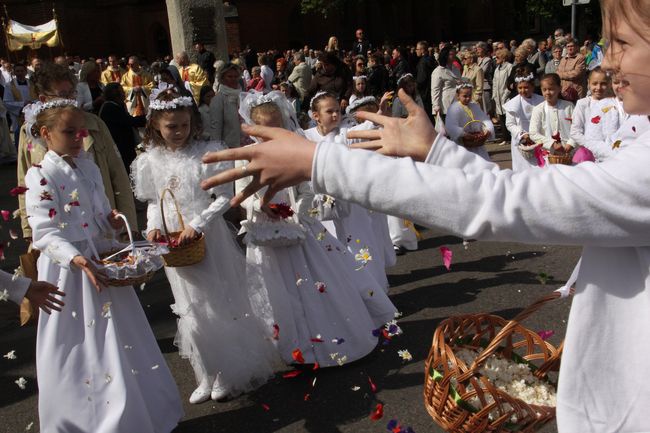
250;93;275;108
149;96;194;111
346;96;377;115
24;99;78;127
353;75;368;82
309;90;332;109
397;73;414;86
455;82;473;91
514;73;535;83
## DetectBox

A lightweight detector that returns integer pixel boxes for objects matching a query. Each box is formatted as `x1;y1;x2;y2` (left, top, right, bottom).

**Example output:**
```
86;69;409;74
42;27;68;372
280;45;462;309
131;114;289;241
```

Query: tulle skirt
246;217;397;367
165;218;281;394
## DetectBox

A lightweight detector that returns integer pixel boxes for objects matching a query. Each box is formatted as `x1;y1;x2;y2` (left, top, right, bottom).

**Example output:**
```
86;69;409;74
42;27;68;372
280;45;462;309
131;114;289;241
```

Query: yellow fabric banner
6;19;59;51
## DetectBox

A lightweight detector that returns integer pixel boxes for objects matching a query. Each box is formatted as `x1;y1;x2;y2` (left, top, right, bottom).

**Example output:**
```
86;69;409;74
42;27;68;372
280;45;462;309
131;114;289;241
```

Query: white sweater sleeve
505;111;522;141
570;99;588;148
312;134;650;247
444;103;466;142
529;105;555;149
0;270;30;305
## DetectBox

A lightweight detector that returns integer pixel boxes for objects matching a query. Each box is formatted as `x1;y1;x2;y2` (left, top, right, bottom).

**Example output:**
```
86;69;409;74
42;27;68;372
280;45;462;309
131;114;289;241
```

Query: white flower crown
455;82;473;91
353;75;367;82
309;90;331;109
514;73;535;83
250;93;274;108
346;96;377;115
397;73;414;86
149;96;194;111
24;99;78;127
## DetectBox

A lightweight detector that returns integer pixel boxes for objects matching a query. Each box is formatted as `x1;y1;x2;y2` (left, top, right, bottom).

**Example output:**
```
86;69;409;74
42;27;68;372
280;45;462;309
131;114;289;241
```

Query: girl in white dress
304;92;391;291
132;90;280;404
239;91;397;366
445;83;495;160
570;68;620;161
24;100;183;433
503;71;545;170
529;73;576;153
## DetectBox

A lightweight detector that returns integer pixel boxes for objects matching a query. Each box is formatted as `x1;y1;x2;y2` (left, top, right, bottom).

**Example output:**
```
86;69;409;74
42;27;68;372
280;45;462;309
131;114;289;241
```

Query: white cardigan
311;132;650;432
529;99;576;148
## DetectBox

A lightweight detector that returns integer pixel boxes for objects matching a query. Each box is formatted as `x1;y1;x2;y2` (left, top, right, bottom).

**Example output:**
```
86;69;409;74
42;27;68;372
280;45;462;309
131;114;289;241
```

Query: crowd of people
2;9;648;432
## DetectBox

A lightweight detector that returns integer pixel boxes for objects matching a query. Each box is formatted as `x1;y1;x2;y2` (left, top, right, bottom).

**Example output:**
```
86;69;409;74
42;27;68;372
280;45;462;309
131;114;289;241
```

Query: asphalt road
0;143;580;433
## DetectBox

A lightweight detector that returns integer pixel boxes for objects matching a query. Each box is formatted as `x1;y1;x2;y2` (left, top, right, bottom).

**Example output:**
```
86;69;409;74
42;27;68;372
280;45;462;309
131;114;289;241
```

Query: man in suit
351;29;371;57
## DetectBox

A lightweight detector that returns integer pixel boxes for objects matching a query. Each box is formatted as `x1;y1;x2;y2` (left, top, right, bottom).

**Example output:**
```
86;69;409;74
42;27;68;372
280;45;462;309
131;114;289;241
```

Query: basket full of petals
424;291;565;433
91;214;166;287
462;120;490;149
159;188;206;267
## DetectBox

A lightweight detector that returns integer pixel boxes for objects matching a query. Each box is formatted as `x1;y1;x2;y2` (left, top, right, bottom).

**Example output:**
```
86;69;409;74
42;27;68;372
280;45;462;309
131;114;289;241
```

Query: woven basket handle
465;290;566;377
159;188;185;239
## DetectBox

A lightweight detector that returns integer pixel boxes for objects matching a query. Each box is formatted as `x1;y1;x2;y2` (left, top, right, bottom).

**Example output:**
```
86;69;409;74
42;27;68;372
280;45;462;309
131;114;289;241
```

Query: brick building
0;0;594;62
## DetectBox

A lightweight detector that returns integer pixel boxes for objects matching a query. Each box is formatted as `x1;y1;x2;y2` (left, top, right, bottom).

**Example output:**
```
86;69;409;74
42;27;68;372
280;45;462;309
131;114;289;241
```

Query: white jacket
311;132;650;432
529;99;576;149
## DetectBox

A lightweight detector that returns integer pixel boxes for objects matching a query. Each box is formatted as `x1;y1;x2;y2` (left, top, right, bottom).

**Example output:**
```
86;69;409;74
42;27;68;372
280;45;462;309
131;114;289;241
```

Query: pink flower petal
440;246;452;271
0;210;9;221
537;330;555;340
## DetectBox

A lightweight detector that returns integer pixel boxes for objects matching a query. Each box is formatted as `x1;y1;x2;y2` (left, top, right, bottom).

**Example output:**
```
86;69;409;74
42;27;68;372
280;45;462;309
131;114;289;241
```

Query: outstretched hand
25;281;65;314
346;89;437;162
201;125;316;208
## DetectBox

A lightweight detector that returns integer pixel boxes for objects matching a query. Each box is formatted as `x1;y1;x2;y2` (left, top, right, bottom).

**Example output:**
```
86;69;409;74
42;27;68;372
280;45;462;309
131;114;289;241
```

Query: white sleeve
25;168;82;268
425;133;501;173
187;144;234;233
529;105;555;149
444;103;466;142
0;270;31;305
505;111;523;140
431;69;442;113
570;100;587;147
312;136;650;247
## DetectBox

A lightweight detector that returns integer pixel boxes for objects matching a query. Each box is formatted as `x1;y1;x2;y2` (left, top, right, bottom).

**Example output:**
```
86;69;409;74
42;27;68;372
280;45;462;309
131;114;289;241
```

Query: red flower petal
591;115;601;124
48;209;57;219
0;210;9;221
261;403;270;411
282;370;303;379
310;337;324;343
369;403;384;421
292;348;305;364
537;330;555;340
40;178;47;186
9;186;28;196
303;393;311;401
312;362;320;371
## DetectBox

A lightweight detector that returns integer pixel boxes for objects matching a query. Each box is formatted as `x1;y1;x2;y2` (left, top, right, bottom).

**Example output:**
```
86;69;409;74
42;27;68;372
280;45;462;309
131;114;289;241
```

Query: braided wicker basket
424;291;564;433
160;188;206;267
547;153;572;165
462;120;489;149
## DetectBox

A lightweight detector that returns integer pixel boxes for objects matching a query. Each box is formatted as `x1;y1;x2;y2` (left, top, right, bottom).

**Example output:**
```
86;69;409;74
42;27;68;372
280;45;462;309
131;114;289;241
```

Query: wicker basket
547;153;572;165
90;213;158;287
462;120;489;149
160;188;206;267
424;291;565;433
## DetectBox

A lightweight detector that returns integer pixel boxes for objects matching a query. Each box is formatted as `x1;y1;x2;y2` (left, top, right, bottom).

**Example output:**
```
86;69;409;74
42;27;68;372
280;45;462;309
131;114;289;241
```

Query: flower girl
239;90;397;367
445;82;495;160
131;90;279;404
529;73;576;153
304;92;392;292
503;71;544;170
23;100;183;432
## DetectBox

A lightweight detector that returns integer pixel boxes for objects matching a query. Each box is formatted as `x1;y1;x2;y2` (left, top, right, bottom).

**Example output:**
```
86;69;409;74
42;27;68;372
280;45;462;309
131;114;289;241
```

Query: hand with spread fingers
25;281;65;314
201;124;317;208
347;89;438;162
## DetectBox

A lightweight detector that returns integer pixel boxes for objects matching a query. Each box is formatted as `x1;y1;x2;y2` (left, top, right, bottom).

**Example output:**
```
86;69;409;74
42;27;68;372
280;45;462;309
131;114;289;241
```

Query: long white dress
131;140;280;394
444;100;495;160
504;93;544;171
304;126;392;291
311;132;650;432
243;183;397;367
25;151;183;433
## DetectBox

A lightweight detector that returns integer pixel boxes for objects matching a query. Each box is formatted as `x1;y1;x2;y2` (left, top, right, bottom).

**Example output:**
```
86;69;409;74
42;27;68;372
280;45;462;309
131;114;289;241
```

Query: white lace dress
243;183;397;367
304;126;392;292
131;140;280;394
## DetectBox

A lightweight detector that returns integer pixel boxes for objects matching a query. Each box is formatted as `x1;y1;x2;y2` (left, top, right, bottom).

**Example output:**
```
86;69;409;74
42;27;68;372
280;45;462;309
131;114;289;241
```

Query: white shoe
211;383;229;401
189;386;211;404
